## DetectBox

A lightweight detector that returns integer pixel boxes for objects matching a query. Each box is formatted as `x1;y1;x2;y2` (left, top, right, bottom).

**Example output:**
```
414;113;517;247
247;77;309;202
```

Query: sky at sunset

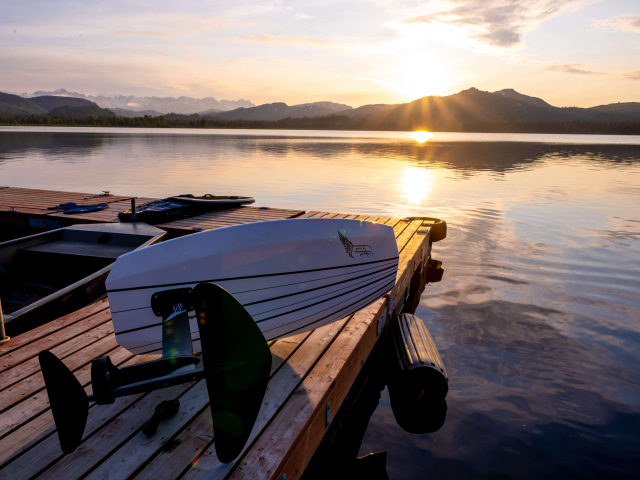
1;0;639;107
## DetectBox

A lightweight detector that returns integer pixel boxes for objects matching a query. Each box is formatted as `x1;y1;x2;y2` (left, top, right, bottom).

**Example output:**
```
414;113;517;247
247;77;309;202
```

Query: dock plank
296;212;322;218
0;354;157;476
156;206;306;235
48;198;158;224
0;347;133;449
230;299;386;480
0;334;118;414
37;383;197;480
0;188;131;214
0;320;113;390
0;188;305;235
0;300;109;359
181;319;350;480
0;188;134;233
88;332;313;480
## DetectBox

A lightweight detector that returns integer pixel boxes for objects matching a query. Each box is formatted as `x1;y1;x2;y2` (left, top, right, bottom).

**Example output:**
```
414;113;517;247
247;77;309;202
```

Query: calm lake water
1;127;640;479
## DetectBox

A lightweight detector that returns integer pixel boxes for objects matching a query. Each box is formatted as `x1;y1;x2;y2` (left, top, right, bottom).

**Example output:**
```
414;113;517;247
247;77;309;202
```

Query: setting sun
410;131;434;143
394;51;451;101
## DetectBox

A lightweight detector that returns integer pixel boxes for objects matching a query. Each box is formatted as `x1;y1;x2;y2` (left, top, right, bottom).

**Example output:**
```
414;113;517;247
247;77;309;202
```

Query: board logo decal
165;302;187;322
338;231;373;258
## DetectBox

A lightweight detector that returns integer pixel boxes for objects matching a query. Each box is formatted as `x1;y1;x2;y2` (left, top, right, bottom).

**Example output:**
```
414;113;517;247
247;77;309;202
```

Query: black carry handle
143;400;180;436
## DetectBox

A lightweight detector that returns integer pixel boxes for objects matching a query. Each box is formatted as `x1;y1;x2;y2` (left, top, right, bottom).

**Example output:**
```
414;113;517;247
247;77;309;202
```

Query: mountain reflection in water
1;128;639;479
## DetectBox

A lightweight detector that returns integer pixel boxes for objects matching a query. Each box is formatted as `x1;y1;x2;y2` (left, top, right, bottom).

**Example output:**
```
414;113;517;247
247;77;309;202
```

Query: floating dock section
0;187;435;480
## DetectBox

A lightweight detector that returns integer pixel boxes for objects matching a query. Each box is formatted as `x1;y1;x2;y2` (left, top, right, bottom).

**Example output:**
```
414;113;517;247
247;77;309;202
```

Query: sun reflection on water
410;131;434;143
400;166;432;204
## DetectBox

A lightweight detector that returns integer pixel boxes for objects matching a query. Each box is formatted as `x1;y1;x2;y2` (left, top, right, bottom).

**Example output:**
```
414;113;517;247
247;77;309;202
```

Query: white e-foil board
106;218;399;355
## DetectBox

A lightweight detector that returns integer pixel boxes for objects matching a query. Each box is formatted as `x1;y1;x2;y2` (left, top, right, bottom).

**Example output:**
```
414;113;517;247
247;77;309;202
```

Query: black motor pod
91;356;121;405
387;313;448;434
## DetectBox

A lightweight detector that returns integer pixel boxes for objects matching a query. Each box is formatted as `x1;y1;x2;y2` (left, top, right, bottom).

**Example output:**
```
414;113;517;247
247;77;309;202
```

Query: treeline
0;114;200;128
1;113;640;135
456;120;640;135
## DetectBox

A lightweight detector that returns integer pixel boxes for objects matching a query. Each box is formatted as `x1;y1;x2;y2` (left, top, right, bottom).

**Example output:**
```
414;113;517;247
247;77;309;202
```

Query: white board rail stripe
114;270;396;337
249;268;395;317
106;256;399;293
255;271;397;323
109;260;397;315
242;264;397;306
261;276;395;332
130;278;395;354
230;260;397;296
269;279;396;339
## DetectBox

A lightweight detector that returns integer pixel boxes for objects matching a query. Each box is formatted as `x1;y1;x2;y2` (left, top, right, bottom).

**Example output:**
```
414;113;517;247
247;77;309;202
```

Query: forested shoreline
1;113;640;135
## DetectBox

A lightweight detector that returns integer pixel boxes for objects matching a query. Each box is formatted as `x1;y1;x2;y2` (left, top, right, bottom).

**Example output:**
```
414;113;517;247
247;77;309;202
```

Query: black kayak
119;195;255;224
169;194;255;206
118;199;191;224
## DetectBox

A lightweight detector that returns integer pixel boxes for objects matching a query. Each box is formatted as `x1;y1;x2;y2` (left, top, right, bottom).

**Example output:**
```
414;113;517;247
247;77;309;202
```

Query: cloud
234;35;339;47
595;15;640;33
402;0;587;48
294;13;313;20
161;84;190;91
354;77;387;85
116;30;175;38
268;59;295;68
624;71;640;80
544;63;605;75
158;14;228;32
226;57;251;65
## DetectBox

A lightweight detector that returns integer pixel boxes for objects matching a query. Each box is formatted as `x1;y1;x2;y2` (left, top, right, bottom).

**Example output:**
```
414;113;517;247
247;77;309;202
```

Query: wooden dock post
0;299;9;345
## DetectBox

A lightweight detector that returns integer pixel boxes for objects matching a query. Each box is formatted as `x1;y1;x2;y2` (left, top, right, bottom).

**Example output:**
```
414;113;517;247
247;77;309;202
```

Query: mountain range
8;88;254;115
0;92;114;117
353;88;640;130
1;87;639;128
198;88;640;127
211;101;352;121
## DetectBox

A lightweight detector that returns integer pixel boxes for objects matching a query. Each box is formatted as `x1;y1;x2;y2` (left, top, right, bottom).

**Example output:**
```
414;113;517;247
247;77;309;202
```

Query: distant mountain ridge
15;88;254;115
206;89;638;124
1;87;639;127
29;95;96;111
211;101;352;121
345;88;640;130
48;105;115;118
0;92;114;117
0;92;48;115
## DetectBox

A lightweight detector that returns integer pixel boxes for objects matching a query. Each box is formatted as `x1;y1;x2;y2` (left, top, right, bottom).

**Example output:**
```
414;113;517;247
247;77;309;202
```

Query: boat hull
0;223;165;335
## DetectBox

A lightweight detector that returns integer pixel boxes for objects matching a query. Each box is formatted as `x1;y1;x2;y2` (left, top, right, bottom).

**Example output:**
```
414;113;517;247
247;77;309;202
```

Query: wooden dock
0;187;305;240
0;187;436;480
